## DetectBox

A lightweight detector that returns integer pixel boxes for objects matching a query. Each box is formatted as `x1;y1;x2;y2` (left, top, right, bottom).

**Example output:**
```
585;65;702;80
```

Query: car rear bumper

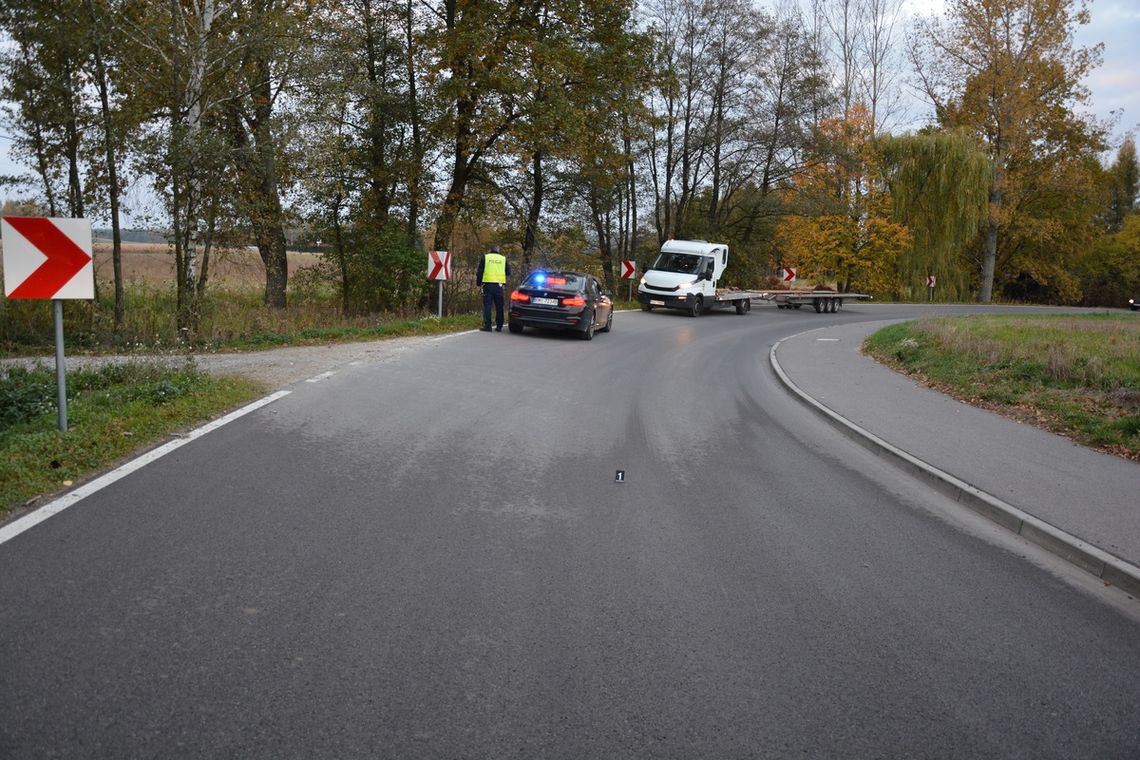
509;306;589;330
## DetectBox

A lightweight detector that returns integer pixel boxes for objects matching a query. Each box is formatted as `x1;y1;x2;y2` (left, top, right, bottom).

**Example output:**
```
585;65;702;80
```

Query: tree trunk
86;0;124;331
522;150;543;270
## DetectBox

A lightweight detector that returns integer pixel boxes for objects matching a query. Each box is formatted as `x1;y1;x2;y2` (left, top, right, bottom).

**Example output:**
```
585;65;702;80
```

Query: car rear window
523;272;583;292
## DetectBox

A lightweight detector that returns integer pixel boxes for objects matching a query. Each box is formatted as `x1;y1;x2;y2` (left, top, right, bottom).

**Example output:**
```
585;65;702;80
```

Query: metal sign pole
53;299;68;432
438;280;443;318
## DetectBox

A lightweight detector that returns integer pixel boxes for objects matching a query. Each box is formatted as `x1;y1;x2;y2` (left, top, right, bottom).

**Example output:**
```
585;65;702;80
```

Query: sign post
620;260;637;301
2;217;94;432
427;250;452;317
926;274;936;303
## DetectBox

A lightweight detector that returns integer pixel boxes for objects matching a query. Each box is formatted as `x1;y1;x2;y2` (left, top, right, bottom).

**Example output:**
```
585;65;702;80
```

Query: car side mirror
603;289;612;297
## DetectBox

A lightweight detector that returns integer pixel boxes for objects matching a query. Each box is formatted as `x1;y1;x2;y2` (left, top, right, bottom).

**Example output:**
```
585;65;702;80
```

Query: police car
508;271;613;340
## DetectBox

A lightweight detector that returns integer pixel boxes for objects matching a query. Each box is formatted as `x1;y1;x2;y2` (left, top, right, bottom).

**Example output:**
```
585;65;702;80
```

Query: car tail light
562;295;586;307
510;290;530;302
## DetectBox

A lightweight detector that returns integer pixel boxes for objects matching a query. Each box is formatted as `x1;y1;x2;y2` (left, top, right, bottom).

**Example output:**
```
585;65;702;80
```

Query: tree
776;105;911;295
878;129;990;300
910;0;1105;302
427;0;527;254
226;0;309;309
1107;135;1139;231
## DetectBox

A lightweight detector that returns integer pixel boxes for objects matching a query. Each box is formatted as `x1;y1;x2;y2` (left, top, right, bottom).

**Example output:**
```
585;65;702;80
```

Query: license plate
650;299;665;306
533;297;559;306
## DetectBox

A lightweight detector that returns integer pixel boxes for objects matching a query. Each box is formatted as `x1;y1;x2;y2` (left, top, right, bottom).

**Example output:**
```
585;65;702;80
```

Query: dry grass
865;314;1140;459
89;242;322;289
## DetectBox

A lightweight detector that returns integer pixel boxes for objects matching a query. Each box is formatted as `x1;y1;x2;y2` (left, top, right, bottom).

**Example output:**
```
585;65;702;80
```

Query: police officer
476;244;510;332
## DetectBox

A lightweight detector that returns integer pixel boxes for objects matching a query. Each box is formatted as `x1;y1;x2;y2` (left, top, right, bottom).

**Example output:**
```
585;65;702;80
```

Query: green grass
864;313;1140;459
1;362;265;514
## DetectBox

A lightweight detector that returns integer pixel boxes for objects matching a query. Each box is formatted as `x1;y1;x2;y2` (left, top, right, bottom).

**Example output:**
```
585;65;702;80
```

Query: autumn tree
910;0;1105;302
776;105;911;295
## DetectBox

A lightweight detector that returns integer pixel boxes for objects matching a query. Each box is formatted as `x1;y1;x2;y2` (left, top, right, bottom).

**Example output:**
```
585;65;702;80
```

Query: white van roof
661;239;725;256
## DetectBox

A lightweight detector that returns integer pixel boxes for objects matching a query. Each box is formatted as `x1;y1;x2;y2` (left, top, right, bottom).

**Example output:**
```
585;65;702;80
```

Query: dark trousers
482;283;505;329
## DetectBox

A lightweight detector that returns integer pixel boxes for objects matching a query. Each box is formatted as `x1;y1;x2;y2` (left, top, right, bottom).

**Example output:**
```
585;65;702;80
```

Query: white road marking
306;371;337;383
0;390;292;547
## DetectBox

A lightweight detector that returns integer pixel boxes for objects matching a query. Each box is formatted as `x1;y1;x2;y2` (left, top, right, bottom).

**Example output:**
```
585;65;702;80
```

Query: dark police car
508;271;613;340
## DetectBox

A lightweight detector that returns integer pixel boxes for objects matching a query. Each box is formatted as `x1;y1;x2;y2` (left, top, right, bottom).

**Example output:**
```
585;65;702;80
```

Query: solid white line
0;390;292;547
306;371;337;383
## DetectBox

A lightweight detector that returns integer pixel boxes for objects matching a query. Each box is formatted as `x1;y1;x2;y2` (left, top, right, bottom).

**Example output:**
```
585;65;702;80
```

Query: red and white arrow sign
782;267;797;283
927;275;937;288
2;217;94;300
427;250;451;281
620;260;636;279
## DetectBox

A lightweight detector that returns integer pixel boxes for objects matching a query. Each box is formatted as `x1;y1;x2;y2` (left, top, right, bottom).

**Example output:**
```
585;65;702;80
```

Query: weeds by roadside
1;361;264;515
864;313;1140;460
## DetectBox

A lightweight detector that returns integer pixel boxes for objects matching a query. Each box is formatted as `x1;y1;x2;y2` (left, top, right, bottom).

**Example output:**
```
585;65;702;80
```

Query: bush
0;367;56;430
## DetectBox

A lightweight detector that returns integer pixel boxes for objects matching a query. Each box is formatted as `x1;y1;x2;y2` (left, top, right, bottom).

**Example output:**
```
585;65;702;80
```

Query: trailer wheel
793;304;802;310
813;298;823;313
735;299;748;315
834;298;842;312
688;296;703;317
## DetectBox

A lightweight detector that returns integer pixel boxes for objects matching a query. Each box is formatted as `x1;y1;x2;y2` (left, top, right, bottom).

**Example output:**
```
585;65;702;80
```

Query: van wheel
688;296;703;317
735;299;748;315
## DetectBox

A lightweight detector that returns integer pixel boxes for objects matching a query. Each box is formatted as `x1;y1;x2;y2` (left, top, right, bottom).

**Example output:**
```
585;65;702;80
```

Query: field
86;242;323;287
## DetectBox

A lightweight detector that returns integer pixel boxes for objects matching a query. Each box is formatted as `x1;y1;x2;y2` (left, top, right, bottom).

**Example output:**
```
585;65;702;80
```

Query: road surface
2;303;1138;758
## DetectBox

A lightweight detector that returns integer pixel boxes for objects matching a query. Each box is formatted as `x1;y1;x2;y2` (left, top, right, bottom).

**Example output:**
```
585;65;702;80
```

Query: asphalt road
2;303;1138;758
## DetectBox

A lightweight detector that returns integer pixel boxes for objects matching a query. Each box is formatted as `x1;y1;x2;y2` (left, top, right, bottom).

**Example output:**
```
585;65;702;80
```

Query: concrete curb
769;336;1140;599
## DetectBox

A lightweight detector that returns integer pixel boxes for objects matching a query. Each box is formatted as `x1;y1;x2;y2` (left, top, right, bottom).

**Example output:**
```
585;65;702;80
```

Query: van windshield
651;252;704;274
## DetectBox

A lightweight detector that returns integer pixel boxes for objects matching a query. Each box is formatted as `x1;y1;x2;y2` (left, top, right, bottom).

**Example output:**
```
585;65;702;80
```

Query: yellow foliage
776;105;911;294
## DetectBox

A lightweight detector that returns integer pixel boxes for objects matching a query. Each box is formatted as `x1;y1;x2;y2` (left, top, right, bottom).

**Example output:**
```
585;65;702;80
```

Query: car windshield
523;272;582;292
651;252;704;274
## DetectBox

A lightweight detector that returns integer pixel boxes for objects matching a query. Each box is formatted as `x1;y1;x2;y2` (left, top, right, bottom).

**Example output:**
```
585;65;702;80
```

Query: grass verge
1;362;265;515
863;313;1140;460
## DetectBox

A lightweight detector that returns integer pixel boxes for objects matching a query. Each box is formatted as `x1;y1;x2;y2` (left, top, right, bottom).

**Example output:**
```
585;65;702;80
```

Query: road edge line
0;390;292;548
769;336;1140;599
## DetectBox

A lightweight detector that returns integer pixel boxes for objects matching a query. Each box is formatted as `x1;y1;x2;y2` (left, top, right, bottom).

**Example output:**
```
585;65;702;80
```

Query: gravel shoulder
2;333;465;390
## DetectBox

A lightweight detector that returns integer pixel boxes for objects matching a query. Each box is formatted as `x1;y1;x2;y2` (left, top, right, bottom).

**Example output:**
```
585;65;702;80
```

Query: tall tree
777;105;911;294
1106;135;1139;231
226;0;307;309
879;129;991;300
428;0;526;254
910;0;1104;302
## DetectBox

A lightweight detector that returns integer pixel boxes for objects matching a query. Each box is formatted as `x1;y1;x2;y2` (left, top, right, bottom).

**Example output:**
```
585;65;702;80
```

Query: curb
769;336;1140;599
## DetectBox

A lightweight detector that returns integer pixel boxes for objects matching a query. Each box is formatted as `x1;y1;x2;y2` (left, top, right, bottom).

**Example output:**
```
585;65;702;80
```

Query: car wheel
688;296;703;317
600;310;613;332
508;322;523;334
580;315;595;340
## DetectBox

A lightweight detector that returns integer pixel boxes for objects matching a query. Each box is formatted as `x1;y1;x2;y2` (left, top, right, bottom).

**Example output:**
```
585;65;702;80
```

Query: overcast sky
1;0;1137;219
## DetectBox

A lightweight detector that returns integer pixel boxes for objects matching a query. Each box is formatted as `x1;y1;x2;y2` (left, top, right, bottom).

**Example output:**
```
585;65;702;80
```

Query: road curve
1;303;1138;758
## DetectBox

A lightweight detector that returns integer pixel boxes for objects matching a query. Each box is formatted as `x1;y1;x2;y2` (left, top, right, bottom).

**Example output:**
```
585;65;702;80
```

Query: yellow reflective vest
481;252;507;284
